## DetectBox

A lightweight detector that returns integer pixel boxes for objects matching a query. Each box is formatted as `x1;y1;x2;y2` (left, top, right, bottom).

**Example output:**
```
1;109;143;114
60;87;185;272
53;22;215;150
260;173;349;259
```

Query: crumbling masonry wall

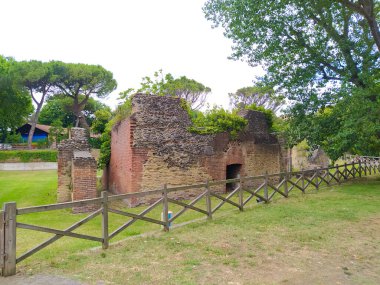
105;94;286;205
58;128;98;213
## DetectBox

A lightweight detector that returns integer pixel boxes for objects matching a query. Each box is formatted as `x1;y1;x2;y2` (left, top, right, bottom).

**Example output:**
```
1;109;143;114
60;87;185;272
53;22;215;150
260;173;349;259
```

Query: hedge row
0;150;58;162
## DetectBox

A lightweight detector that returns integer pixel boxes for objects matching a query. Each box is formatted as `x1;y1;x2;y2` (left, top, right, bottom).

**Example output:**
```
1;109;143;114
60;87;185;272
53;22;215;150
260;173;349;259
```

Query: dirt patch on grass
1;274;82;285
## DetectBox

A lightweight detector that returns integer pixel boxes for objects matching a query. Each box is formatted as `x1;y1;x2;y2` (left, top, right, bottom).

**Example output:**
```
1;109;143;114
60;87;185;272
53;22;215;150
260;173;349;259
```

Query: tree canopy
0;56;33;141
204;0;380;157
11;60;56;148
39;94;111;129
229;85;285;112
52;62;117;129
204;0;379;94
91;108;113;134
122;70;211;110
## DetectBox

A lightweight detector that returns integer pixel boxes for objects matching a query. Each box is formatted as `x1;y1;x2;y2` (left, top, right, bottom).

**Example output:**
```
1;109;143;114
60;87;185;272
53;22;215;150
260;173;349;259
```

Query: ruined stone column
57;128;90;203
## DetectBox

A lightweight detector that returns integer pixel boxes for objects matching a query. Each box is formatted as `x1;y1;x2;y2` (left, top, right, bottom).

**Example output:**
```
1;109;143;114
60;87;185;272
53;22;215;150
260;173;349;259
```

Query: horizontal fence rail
1;157;379;276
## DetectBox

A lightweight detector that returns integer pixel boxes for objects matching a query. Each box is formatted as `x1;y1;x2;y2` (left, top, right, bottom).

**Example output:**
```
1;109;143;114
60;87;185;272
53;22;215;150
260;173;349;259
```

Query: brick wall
71;151;98;213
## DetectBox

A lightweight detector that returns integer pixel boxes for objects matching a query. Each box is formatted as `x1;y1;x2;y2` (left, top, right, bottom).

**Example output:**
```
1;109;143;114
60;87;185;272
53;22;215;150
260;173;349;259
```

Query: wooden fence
1;157;379;277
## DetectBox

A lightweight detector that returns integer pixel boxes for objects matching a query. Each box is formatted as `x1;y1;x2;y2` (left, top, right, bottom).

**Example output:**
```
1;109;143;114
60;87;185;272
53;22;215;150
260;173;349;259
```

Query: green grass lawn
0;171;213;263
1;170;380;284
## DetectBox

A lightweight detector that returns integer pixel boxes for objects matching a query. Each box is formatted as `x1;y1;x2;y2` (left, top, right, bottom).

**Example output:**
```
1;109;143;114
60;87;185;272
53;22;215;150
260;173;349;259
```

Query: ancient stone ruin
57;128;98;213
292;144;330;170
103;94;287;205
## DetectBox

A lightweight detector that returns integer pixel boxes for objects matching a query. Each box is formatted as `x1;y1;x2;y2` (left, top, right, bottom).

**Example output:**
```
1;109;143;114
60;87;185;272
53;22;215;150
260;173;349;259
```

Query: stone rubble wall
131;94;216;168
105;94;287;205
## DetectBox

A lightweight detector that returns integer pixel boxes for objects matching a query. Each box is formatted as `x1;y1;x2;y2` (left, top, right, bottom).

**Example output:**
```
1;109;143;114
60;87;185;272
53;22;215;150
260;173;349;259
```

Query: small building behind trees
16;123;51;142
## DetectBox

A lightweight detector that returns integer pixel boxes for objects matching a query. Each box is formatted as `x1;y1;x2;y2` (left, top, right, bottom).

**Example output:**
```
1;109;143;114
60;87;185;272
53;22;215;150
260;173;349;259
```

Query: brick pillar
57;128;90;203
71;151;98;213
57;147;73;203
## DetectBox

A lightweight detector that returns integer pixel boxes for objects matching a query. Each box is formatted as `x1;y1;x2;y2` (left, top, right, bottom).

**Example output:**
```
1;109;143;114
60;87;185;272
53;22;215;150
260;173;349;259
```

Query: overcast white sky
1;0;262;109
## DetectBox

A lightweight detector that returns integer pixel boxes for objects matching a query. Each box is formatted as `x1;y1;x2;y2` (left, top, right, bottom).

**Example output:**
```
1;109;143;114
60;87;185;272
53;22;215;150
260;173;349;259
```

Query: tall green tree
39;94;111;128
12;60;56;148
163;76;211;110
204;0;379;94
91;109;112;134
229;85;285;112
286;87;380;160
52;62;117;129
0;56;33;141
122;70;211;110
337;0;380;52
204;0;380;156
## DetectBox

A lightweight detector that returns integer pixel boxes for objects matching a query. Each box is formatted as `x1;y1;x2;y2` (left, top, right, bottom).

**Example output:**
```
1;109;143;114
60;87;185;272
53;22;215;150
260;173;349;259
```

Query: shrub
48;120;68;146
98;132;111;169
89;137;102;149
98;97;133;168
0;150;58;162
189;107;247;139
5;133;23;143
36;138;49;149
245;103;274;129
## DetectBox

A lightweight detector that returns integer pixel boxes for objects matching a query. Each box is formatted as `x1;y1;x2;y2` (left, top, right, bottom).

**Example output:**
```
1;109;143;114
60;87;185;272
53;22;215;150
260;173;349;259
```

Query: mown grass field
1;170;379;284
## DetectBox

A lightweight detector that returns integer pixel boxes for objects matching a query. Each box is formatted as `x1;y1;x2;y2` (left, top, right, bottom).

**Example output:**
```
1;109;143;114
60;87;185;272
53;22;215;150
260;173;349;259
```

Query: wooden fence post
301;168;305;192
238;175;244;211
162;185;169;232
264;172;269;202
335;164;341;184
0;210;5;276
2;202;16;277
358;160;362;178
101;191;109;250
344;163;348;180
315;167;319;190
284;172;289;197
205;180;212;220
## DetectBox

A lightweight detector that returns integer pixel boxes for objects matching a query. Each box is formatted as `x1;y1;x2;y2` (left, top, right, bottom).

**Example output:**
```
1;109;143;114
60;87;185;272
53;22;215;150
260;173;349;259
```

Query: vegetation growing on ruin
98;96;281;168
188;107;247;139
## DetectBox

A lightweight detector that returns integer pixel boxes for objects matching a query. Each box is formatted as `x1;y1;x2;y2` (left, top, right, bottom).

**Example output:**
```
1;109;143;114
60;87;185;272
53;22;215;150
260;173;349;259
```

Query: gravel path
1;274;83;285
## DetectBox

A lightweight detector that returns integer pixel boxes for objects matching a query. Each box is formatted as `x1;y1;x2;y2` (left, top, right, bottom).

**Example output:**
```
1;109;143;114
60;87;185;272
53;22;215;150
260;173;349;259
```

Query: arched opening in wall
226;164;242;192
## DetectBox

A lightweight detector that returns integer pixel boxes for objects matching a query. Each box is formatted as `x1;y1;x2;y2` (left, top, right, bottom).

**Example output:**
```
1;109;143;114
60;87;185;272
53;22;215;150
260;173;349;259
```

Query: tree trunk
339;0;380;53
73;96;90;131
27;89;48;149
73;108;90;130
367;17;380;53
27;105;43;149
79;114;90;130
